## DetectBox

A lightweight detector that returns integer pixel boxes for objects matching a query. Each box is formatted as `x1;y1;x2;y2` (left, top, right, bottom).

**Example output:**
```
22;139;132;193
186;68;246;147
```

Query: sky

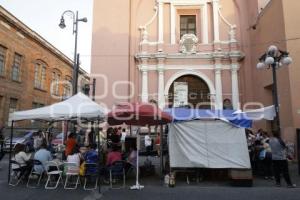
0;0;94;73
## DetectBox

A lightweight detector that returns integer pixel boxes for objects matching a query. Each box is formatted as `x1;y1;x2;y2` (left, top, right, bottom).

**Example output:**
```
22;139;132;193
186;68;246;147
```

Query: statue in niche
179;34;198;54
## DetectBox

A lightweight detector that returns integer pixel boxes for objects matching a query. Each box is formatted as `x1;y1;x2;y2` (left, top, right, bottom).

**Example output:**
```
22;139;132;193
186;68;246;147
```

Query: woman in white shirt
67;146;82;166
12;143;32;178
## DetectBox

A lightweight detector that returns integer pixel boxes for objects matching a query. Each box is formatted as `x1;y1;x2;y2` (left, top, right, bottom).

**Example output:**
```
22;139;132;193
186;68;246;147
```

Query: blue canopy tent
164;108;252;128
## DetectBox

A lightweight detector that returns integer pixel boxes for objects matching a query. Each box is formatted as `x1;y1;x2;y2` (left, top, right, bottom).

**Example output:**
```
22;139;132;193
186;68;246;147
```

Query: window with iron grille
51;71;61;96
180;15;196;38
0;45;7;76
63;77;72;98
9;98;18;113
34;62;46;90
11;53;22;81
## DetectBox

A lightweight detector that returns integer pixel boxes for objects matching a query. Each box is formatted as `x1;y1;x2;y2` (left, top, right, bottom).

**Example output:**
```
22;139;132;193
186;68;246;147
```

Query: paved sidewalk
1;155;300;200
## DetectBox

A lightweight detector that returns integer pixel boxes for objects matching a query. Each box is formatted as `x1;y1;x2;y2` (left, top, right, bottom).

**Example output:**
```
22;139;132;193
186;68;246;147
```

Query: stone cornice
135;50;244;60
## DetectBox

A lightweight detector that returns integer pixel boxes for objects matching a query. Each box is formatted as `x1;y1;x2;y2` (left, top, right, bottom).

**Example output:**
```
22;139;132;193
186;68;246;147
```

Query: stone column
212;0;220;43
157;56;166;109
214;58;223;109
231;58;240;110
158;2;164;43
140;57;149;102
201;3;209;44
170;3;176;44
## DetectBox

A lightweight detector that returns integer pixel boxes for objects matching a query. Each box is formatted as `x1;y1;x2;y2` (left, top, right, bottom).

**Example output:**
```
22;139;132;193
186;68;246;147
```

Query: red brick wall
0;15;74;127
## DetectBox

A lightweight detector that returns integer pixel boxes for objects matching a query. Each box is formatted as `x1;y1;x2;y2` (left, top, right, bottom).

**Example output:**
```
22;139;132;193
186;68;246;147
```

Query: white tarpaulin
9;92;108;121
169;120;251;169
233;105;276;121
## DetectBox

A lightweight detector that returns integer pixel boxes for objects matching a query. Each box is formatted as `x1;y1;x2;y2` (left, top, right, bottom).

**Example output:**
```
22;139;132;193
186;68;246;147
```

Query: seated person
67;145;82;167
106;145;122;167
125;145;137;174
83;144;98;174
65;133;77;158
12;143;32;178
34;142;53;174
84;144;98;164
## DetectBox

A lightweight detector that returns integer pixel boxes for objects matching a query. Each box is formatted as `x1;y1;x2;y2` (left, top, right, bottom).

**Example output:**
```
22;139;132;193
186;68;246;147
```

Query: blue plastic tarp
164;108;252;128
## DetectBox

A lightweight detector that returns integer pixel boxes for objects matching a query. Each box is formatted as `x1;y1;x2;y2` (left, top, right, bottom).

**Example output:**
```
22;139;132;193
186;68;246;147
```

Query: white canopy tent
9;92;108;122
7;92;107;189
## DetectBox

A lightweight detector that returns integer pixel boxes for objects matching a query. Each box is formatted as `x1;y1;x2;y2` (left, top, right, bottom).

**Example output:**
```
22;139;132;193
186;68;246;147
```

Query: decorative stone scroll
179;34;198;54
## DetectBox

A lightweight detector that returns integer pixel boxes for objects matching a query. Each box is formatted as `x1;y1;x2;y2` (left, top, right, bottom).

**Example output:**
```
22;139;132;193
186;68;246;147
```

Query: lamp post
59;10;87;95
257;45;292;134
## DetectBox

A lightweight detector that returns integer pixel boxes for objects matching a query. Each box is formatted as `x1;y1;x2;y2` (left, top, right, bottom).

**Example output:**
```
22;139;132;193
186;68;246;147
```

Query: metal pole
72;11;79;95
271;63;281;133
92;78;96;101
297;129;300;175
74;53;80;94
7;120;14;184
96;119;101;193
160;124;163;178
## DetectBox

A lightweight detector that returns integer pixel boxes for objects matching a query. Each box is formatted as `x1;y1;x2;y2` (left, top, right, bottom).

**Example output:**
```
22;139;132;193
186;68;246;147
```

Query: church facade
91;0;300;141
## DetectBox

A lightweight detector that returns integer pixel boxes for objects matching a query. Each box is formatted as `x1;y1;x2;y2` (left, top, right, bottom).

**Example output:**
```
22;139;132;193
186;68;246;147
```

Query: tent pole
96;119;101;193
7;120;14;184
160;124;163;178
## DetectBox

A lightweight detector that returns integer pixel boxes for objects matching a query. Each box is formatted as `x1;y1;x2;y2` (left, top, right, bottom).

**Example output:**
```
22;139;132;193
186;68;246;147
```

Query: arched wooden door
167;75;211;108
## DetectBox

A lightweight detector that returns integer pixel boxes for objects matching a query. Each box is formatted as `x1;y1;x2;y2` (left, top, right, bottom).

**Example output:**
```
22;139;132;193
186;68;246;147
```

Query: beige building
0;6;89;128
91;0;299;142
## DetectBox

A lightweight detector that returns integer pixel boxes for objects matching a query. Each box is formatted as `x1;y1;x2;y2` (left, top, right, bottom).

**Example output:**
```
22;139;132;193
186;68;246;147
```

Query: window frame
34;61;47;90
51;69;62;96
11;53;22;82
9;98;18;113
180;15;197;38
0;45;7;77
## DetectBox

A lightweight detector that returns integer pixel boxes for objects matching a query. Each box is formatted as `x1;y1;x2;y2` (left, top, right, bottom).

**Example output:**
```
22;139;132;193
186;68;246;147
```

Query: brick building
0;6;89;127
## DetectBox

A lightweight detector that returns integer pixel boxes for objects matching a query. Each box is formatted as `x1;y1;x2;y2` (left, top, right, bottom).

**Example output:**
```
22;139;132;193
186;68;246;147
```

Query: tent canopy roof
164;108;252;128
9;92;108;122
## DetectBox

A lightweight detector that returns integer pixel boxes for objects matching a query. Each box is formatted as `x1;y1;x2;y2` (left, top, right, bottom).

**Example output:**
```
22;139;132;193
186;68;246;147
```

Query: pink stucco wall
91;0;299;143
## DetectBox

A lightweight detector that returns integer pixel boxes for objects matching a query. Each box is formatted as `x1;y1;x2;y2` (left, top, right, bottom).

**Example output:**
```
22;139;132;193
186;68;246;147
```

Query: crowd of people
246;129;296;187
9;126;138;183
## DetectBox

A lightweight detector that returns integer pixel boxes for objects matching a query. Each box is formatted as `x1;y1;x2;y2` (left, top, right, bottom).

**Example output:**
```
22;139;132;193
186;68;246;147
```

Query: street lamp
59;10;87;95
257;45;292;133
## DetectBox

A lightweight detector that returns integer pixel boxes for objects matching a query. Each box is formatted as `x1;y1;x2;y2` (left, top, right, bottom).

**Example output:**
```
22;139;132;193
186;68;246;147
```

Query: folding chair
27;160;44;188
45;161;63;189
64;162;80;189
83;163;98;190
109;160;126;189
9;160;24;186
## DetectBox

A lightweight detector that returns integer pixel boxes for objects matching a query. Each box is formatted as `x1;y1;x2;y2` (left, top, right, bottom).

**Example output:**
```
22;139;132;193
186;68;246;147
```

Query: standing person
120;128;127;152
0;125;5;168
33;131;44;151
269;131;296;188
155;133;161;156
65;133;77;158
144;134;152;155
98;127;106;149
261;132;273;180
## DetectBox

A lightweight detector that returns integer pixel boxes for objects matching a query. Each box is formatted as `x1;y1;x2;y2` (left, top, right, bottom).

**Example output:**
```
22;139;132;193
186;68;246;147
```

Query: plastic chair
27;160;44;188
45;161;63;189
83;163;98;190
109;160;126;189
63;162;80;189
9;160;24;186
